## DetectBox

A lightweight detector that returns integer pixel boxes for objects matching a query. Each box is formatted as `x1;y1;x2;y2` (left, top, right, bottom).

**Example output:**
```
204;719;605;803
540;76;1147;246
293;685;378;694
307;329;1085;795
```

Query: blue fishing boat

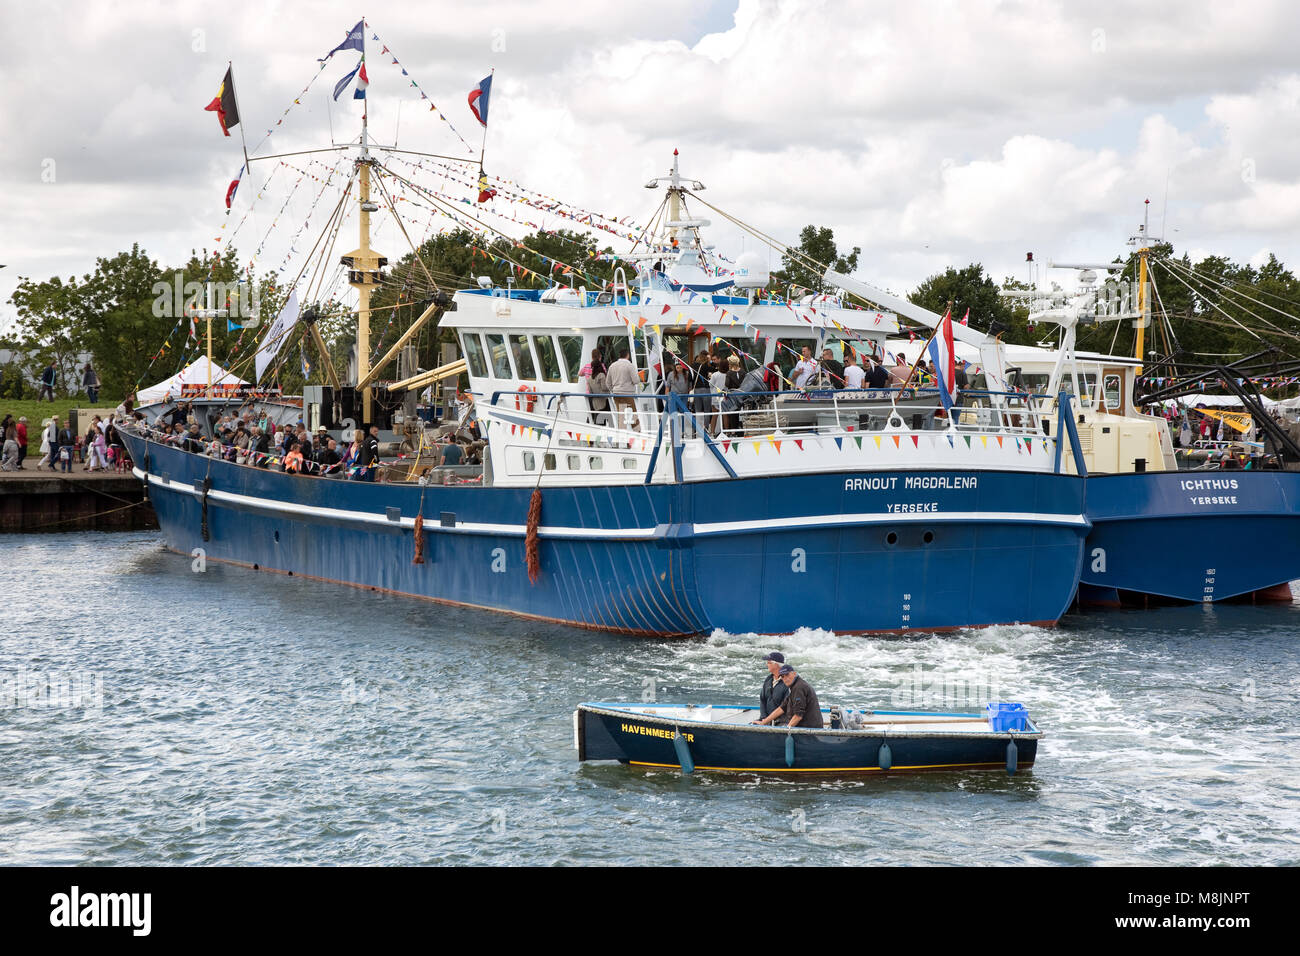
829;250;1300;609
116;31;1093;637
575;702;1041;775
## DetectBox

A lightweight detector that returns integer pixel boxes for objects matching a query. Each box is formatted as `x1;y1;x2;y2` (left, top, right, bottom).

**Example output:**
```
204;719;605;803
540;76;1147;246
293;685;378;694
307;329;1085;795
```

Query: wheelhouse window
712;335;762;373
533;335;563;382
485;334;513;378
596;334;631;369
461;333;488;377
1103;373;1123;411
510;334;537;379
558;335;585;381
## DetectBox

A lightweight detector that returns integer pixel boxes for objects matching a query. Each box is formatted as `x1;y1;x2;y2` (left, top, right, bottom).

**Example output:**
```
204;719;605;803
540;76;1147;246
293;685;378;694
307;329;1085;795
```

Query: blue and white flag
333;60;362;101
319;20;364;61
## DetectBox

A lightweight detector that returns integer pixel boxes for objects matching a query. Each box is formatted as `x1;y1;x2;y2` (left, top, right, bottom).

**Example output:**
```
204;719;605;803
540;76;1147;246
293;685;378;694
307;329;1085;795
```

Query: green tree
907;263;1036;343
772;225;860;295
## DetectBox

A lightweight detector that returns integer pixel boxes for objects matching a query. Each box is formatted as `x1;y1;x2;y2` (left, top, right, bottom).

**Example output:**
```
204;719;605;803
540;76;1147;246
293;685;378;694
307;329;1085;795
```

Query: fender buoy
673;729;694;774
515;385;537;412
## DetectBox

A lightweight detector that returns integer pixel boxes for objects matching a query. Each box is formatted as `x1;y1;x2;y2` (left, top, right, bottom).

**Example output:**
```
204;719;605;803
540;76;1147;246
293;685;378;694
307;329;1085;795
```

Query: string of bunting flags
368;27;476;154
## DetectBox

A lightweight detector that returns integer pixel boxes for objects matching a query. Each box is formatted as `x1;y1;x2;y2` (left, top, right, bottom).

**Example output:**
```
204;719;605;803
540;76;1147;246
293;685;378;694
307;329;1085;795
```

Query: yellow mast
1133;198;1152;375
341;132;385;425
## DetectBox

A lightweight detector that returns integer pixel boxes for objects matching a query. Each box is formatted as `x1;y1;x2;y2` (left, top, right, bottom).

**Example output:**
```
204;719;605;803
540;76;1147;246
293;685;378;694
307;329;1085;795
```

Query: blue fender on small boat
785;734;795;768
1006;738;1018;776
878;741;892;771
673;729;694;774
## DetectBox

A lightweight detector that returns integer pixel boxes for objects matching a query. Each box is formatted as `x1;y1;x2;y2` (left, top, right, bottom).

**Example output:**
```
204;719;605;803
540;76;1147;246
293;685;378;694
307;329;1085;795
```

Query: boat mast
1132;198;1152;375
342;95;386;425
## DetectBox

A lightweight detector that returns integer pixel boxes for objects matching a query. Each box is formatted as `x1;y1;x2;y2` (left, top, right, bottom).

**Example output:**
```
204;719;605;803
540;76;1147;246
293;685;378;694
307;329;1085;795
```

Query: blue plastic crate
985;701;1029;732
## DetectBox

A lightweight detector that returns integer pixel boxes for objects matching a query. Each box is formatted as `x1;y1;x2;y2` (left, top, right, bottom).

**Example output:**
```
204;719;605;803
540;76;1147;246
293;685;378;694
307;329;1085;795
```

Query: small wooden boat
575;701;1042;776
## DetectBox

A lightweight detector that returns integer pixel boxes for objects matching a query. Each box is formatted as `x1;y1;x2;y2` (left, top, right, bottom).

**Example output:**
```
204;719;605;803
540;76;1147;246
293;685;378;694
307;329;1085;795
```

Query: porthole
544;453;557;471
274;530;280;543
622;458;637;469
923;530;934;544
886;531;898;546
588;456;603;470
566;454;580;470
523;451;536;471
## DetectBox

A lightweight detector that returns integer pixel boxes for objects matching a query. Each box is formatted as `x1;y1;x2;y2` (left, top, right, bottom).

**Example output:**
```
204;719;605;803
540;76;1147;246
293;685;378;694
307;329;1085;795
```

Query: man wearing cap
778;665;824;728
756;665;823;728
757;652;789;723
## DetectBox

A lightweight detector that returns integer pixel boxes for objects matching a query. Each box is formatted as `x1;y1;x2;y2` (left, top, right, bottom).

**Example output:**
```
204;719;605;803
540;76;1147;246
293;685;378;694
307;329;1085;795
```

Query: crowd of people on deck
575;340;956;435
128;398;485;482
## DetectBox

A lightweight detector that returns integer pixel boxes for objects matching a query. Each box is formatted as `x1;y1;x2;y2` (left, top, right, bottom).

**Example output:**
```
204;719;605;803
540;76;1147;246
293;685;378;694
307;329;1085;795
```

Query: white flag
255;291;299;382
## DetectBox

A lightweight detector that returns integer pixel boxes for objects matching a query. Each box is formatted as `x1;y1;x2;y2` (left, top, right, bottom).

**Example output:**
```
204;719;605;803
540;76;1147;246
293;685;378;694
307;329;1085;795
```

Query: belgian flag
204;66;240;137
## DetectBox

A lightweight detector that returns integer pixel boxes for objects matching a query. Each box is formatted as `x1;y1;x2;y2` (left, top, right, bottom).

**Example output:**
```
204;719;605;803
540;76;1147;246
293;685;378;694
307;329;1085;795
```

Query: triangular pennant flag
722;440;731;453
892;436;900;448
854;436;863;449
981;436;988;448
947;434;954;447
873;436;881;448
752;441;762;454
911;435;920;447
834;437;843;450
794;439;803;451
964;436;972;447
996;436;1003;448
772;440;782;453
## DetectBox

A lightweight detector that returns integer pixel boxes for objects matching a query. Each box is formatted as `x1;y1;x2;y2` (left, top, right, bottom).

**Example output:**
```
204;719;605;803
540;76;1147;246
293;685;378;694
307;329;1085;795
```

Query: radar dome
731;252;769;290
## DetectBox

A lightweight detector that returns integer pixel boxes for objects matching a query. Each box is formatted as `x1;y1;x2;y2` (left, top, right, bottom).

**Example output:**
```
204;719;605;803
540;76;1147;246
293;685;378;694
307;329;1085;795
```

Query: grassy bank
2;397;123;454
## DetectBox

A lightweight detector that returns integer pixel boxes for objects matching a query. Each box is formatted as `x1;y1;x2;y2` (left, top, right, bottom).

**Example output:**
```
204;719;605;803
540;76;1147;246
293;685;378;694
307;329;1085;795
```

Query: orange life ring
515;385;537;412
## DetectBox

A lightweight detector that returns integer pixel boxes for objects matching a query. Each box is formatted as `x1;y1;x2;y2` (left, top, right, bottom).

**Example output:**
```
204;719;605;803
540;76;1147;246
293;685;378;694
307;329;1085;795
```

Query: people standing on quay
57;419;74;473
82;363;101;404
0;421;18;471
38;362;56;402
15;417;28;469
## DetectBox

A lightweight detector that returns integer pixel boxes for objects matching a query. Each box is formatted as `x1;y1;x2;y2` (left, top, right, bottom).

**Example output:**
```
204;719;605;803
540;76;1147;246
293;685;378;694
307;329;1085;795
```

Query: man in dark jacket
39;363;56;402
776;665;823;729
756;652;789;722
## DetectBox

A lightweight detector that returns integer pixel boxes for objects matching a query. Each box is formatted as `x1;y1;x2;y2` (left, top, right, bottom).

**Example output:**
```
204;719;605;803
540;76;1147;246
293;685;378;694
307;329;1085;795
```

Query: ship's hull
1081;471;1300;603
120;432;1088;636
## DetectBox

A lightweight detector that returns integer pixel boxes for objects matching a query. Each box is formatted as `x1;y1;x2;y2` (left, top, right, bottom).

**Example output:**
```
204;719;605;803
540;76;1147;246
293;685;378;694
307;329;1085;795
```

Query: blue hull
1083;471;1300;603
120;432;1087;636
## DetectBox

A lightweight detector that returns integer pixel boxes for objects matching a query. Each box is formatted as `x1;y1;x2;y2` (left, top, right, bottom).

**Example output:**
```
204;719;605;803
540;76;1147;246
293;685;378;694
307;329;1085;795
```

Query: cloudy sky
5;0;1300;337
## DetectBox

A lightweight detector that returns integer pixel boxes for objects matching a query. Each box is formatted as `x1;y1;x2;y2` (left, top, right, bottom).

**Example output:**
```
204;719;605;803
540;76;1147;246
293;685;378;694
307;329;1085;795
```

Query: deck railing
488;387;1058;441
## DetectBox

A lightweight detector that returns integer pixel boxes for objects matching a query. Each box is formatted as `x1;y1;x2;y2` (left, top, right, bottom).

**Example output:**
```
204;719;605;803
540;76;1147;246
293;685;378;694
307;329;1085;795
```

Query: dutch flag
926;309;958;411
468;73;492;127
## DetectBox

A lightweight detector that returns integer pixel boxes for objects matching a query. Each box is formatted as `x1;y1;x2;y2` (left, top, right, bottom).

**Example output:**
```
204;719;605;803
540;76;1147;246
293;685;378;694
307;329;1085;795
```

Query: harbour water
1;531;1297;866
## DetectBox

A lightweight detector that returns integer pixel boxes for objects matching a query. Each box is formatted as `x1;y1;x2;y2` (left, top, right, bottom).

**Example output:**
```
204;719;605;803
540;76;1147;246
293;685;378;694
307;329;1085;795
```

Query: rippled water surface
1;532;1298;865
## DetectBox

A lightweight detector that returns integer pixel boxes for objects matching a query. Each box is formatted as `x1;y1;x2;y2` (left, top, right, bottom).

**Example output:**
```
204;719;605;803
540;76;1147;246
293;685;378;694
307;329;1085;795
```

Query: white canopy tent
137;356;248;404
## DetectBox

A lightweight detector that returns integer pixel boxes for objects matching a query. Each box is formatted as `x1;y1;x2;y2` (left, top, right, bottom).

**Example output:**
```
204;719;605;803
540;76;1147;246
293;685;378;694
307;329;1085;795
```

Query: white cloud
8;0;1300;337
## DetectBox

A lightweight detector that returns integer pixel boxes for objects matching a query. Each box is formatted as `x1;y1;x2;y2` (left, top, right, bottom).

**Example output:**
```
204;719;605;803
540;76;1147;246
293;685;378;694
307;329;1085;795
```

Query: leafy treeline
9;225;1300;401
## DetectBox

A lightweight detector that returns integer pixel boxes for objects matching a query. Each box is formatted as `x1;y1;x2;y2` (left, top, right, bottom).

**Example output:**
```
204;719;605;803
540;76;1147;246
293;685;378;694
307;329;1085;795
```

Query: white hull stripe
136;468;1087;538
